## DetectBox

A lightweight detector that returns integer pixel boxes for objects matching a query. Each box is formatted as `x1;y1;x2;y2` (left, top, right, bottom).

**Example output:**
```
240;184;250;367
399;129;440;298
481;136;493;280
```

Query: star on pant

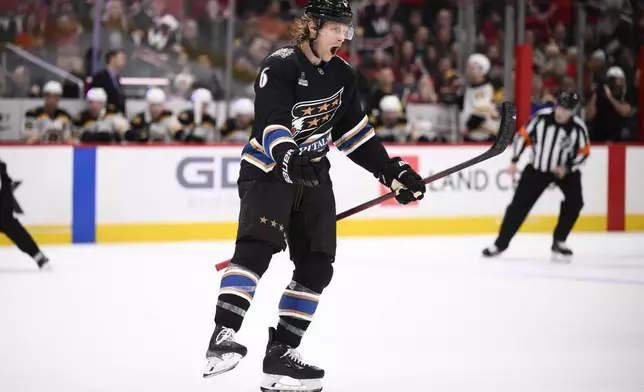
279;224;284;231
271;220;277;228
260;216;268;224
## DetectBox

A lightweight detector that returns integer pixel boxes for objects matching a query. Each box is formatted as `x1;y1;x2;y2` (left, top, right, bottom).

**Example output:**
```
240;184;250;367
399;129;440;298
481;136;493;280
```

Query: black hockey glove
378;157;426;205
275;147;330;187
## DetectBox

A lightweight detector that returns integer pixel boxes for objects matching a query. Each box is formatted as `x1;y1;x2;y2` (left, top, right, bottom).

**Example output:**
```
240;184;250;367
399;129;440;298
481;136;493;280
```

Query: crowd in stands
0;0;641;143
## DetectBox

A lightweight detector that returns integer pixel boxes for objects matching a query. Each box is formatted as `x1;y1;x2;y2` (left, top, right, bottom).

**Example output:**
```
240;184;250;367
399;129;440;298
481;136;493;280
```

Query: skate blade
260;374;323;392
202;353;243;378
551;252;572;263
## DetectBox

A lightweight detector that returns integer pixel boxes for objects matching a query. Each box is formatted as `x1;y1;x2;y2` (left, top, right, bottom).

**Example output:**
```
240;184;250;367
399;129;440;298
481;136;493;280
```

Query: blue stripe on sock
72;147;96;243
279;295;318;316
221;274;257;297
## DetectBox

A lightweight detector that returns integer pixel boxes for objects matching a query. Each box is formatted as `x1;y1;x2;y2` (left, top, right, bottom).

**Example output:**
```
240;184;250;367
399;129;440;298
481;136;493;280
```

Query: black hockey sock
275;281;321;348
214;264;259;332
1;217;41;258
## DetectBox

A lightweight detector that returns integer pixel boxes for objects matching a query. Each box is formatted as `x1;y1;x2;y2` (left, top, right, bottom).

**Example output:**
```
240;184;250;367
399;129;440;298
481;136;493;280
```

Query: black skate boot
260;327;324;392
203;325;247;378
35;253;51;270
482;244;506;258
551;241;573;262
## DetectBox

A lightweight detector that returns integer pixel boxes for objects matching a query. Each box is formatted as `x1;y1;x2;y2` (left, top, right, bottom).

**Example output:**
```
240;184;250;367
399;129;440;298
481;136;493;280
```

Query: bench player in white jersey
126;88;182;143
219;98;255;142
176;88;218;142
22;81;73;143
460;53;500;142
72;88;129;143
201;1;426;391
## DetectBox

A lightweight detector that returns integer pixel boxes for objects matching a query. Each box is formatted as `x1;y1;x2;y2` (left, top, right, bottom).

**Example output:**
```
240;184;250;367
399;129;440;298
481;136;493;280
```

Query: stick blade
490;101;517;154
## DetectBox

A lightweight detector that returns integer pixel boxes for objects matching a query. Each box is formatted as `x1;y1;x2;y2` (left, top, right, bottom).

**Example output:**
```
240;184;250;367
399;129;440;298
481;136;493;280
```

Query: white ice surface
1;233;643;392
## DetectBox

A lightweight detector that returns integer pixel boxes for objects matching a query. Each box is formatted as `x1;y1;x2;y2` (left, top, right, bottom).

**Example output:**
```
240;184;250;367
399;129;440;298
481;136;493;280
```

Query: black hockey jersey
23;106;72;142
176;109;217;142
240;45;380;179
220;118;253;142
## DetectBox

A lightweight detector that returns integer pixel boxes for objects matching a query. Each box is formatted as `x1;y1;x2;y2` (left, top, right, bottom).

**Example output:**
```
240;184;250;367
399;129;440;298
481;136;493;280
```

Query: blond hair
290;14;315;44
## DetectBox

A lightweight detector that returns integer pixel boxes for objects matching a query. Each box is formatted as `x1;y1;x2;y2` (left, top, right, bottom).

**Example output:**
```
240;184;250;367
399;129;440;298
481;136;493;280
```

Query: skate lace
283;348;307;367
215;328;235;345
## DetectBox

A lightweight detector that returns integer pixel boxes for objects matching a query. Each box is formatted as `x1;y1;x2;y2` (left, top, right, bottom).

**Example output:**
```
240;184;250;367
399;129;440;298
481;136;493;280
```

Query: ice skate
35;253;51;271
551;241;573;262
482;244;505;258
260;327;324;392
203;325;247;378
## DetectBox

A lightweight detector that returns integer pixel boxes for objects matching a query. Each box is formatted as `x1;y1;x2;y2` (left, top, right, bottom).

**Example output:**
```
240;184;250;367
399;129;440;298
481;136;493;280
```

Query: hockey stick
215;102;517;271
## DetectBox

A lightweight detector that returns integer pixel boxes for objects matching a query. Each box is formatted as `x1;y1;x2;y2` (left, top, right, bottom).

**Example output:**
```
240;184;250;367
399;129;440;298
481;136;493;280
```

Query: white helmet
379;95;402;113
146;87;166;104
86;87;108;102
43;81;63;96
191;88;213;103
606;66;625;79
467;53;491;75
232;98;254;117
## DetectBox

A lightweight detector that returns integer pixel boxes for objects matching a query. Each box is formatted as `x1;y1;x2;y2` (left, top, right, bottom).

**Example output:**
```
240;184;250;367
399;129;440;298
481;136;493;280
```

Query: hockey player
0;158;50;269
72;88;129;143
126;88;182;143
22;81;73;143
203;1;426;391
176;88;217;143
219;98;254;142
482;92;589;260
371;94;412;143
460;53;500;142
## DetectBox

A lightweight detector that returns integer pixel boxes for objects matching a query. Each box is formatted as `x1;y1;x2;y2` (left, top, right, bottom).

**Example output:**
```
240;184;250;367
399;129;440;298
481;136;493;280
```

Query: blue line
72;147;96;244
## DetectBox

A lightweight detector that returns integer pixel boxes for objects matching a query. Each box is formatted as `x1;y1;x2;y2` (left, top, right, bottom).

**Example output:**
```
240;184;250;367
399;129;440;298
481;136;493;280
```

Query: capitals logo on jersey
291;87;344;144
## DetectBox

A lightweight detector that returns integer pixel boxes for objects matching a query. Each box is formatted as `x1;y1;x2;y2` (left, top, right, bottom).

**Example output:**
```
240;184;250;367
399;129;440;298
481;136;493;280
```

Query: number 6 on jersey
259;67;269;88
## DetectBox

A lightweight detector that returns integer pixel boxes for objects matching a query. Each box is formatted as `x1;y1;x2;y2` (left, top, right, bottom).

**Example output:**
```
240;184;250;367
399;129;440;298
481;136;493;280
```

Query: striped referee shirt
512;108;590;173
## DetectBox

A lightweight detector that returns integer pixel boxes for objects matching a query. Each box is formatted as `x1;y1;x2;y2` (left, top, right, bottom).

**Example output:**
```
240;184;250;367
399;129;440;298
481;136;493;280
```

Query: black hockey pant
0;183;40;258
494;165;584;249
213;179;336;348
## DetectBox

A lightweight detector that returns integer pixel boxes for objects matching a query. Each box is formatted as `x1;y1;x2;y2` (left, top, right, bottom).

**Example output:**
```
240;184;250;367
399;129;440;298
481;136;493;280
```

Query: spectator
360;0;396;51
407;74;438;104
90;49;127;114
13;11;43;50
585;66;636;142
366;67;403;118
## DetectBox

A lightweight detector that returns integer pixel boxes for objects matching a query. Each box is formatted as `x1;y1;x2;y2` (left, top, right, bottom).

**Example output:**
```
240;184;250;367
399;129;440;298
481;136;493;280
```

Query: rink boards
0;144;642;245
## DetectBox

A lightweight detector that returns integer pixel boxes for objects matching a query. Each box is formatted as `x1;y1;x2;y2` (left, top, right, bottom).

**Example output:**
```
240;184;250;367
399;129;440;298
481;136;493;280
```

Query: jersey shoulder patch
25;106;45;117
131;113;145;127
178;110;193;124
268;47;296;60
56;108;72;120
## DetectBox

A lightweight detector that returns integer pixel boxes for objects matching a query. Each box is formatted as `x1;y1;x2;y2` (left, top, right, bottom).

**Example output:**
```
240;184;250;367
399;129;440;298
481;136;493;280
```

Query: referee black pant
494;165;584;249
0;183;41;258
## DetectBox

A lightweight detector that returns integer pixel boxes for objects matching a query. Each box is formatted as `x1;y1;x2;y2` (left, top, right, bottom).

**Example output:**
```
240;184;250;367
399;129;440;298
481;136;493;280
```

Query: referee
0;158;50;269
482;92;590;259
